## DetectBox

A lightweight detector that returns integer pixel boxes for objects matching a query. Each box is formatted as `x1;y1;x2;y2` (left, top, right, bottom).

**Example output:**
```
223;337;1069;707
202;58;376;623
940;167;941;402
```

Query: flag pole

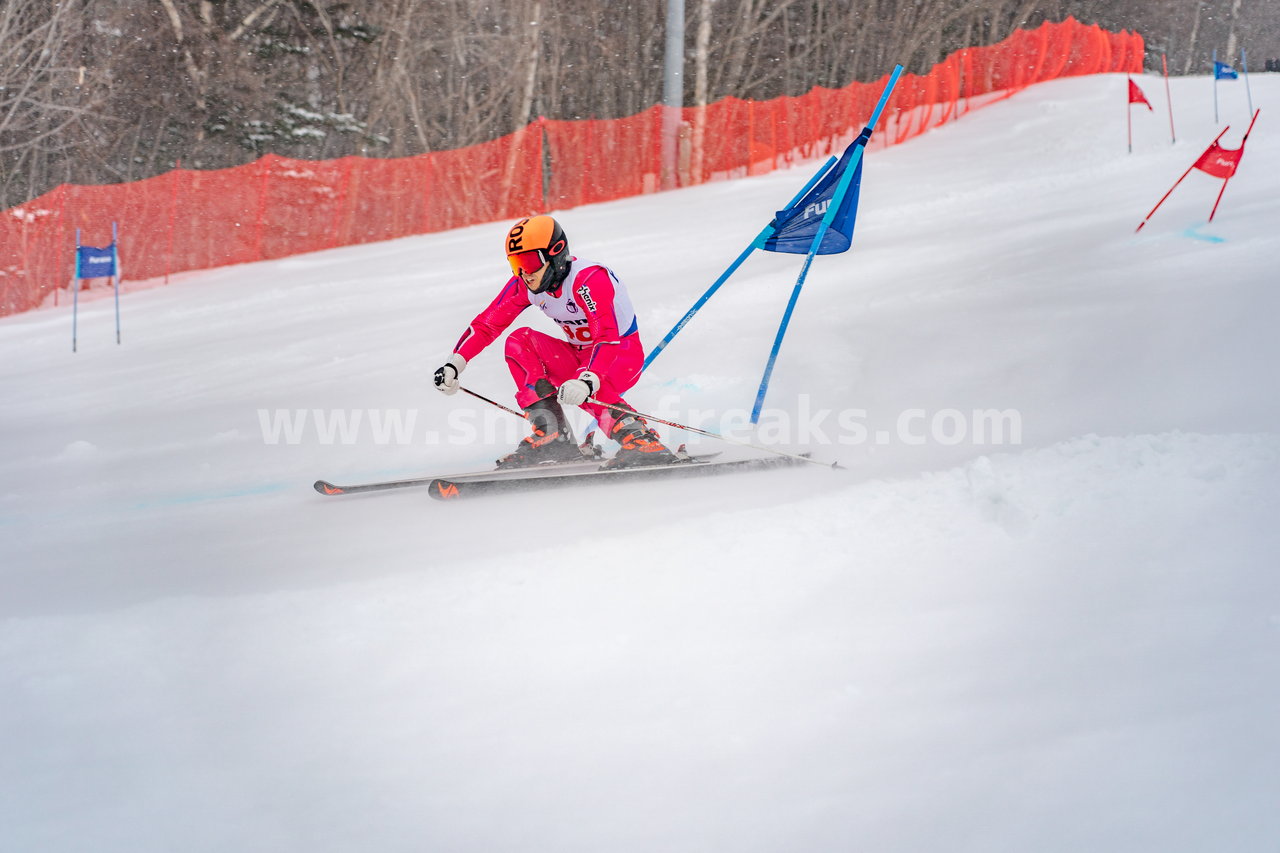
73;229;81;353
1127;75;1134;154
1207;109;1260;222
642;154;838;371
1213;49;1219;124
112;221;121;345
1162;53;1176;144
751;64;903;424
1242;48;1254;115
1135;127;1230;232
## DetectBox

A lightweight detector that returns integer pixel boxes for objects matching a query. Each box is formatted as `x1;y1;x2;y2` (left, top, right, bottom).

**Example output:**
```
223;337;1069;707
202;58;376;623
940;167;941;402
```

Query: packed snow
2;73;1277;852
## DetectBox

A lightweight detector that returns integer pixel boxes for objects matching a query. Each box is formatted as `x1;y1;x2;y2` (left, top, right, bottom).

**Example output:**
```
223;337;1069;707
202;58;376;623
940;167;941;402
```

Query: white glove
433;353;467;395
557;371;599;406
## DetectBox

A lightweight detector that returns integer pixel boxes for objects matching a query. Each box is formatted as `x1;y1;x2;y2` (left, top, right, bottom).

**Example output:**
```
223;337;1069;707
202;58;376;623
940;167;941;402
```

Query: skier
433;215;678;469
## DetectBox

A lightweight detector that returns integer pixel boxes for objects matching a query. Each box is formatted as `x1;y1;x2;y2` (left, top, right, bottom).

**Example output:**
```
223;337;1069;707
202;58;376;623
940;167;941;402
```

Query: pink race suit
452;258;644;435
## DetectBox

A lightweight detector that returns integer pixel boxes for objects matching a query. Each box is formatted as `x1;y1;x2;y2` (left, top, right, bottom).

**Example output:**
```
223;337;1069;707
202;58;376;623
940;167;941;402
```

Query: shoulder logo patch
576;283;597;312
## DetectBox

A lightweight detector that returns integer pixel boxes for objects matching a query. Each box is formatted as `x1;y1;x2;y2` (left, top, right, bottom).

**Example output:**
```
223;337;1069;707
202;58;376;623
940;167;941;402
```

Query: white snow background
2;73;1278;852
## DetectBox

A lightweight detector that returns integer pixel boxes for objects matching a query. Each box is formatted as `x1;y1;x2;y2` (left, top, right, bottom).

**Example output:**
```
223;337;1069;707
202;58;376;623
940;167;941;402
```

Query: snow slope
2;73;1278;852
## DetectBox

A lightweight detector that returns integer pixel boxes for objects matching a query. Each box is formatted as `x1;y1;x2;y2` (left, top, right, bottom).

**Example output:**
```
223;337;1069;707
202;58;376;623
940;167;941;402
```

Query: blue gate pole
73;228;81;353
1242;48;1253;114
750;64;903;424
1213;49;1219;124
112;221;122;345
642;154;838;372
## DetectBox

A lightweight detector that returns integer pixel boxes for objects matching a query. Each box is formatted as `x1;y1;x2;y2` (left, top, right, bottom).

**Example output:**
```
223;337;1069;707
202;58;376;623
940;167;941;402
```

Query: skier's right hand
433;353;466;395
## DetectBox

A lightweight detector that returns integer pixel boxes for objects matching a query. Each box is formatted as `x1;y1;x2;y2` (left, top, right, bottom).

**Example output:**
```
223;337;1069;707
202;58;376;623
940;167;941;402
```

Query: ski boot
496;380;585;469
605;414;680;469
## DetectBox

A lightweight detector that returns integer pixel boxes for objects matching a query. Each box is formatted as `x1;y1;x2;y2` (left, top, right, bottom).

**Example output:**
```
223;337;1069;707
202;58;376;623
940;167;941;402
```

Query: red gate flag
1136;109;1261;231
1128;78;1153;111
1193;141;1242;179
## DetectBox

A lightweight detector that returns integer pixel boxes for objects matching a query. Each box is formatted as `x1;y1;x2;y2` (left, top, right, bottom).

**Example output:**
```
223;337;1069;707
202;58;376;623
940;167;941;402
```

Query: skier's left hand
557;371;599;406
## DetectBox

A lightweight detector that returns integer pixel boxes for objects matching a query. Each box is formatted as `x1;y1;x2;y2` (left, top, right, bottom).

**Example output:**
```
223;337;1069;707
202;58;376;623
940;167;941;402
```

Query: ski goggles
508;249;548;276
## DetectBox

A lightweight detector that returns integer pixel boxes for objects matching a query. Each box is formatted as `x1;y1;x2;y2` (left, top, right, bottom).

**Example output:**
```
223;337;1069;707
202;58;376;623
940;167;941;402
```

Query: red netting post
1031;22;1050;84
805;94;818;160
166;161;179;285
1101;24;1114;72
770;103;779;172
964;48;973;115
587;117;599;200
846;83;857;144
414;154;430;235
54;186;66;308
22;204;32;310
691;102;706;184
331;157;350;248
255;155;269;260
539;117;549;210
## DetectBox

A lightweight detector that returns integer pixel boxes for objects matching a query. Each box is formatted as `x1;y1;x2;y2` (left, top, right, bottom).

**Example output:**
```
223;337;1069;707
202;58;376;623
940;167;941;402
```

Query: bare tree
1224;0;1244;62
0;0;108;203
2;0;1276;210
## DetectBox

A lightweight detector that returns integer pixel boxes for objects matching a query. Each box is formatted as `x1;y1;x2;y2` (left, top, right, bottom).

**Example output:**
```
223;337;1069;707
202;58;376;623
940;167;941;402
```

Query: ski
315;449;724;497
428;453;803;501
315;432;613;496
314;457;605;496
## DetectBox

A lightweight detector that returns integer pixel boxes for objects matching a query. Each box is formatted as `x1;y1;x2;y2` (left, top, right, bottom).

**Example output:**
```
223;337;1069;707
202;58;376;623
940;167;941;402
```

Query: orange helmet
505;215;570;293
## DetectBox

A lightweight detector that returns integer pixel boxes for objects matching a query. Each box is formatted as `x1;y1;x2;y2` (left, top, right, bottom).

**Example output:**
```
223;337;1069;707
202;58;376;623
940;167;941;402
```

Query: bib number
562;324;593;343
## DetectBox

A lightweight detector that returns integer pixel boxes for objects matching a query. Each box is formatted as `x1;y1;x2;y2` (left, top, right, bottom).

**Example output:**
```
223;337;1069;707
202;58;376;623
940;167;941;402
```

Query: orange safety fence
0;17;1140;318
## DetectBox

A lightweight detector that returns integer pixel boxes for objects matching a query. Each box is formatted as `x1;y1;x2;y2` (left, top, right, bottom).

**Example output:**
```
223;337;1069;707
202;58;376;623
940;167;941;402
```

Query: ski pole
459;386;528;420
459;386;558;420
587;397;842;469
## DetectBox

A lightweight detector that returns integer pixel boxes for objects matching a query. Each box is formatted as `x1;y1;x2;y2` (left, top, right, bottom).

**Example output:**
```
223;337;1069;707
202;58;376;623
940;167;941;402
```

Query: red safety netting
0;18;1140;318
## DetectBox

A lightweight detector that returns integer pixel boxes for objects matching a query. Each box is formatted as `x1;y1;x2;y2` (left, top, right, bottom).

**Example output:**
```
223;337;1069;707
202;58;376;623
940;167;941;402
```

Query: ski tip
430;479;462;501
314;480;345;495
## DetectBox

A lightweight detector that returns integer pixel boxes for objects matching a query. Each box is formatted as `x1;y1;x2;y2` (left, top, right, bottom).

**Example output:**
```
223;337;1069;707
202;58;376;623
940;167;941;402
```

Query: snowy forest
1;0;1274;209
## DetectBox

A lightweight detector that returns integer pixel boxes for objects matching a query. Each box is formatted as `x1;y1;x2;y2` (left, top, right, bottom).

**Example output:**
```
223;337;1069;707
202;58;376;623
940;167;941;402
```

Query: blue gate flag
72;222;123;352
75;245;118;278
641;154;838;371
1214;61;1238;80
762;133;867;255
751;64;903;424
